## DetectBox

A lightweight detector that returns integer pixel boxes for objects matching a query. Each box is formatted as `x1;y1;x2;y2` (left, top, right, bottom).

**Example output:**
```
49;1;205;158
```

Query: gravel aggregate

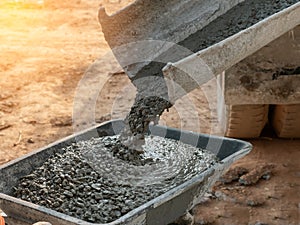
14;135;218;224
119;95;172;153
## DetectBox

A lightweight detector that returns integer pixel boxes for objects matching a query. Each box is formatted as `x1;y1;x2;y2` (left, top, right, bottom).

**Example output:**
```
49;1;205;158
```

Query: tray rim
0;119;252;225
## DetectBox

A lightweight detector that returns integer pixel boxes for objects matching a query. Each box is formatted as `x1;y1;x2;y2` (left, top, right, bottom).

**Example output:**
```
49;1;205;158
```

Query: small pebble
63;190;73;198
94;193;102;200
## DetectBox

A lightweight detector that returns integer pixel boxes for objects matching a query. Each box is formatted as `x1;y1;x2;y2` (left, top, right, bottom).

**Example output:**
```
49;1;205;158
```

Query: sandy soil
0;1;299;224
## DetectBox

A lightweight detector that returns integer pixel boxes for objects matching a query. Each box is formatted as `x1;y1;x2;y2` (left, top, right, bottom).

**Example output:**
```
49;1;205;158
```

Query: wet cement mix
117;0;299;155
14;135;218;224
180;0;299;52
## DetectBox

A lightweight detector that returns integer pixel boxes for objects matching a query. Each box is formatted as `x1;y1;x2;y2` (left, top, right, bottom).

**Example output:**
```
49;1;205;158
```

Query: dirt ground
0;1;299;224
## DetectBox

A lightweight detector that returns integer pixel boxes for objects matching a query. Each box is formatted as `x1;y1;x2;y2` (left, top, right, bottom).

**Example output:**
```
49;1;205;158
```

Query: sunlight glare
0;0;44;9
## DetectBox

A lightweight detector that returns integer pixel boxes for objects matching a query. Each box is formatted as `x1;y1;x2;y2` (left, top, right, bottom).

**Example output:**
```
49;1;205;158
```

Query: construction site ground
0;1;299;224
